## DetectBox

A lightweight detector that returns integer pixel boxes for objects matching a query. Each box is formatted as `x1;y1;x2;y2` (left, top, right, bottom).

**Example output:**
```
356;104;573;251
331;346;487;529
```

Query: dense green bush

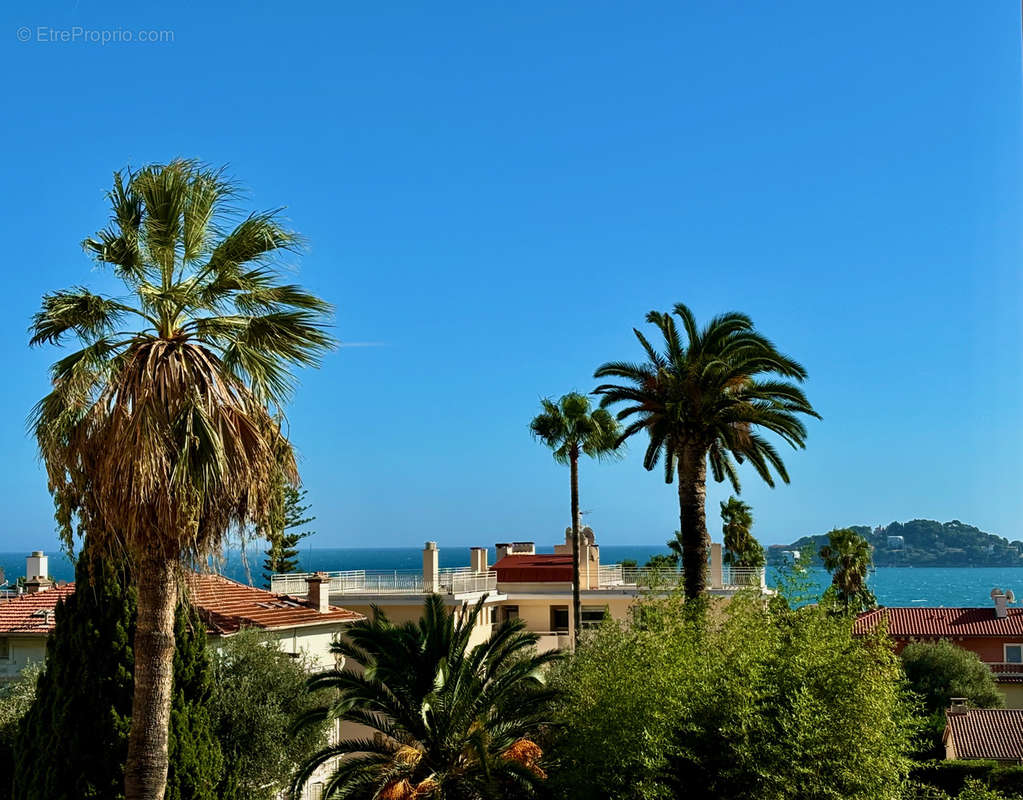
547;593;918;800
910;762;1001;796
209;629;329;799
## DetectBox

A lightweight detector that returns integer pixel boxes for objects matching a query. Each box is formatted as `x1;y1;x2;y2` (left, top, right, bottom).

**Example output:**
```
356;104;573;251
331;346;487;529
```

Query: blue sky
0;1;1020;552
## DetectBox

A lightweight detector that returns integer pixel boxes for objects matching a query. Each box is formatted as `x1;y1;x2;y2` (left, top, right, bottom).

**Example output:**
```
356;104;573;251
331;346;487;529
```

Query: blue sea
3;545;1023;607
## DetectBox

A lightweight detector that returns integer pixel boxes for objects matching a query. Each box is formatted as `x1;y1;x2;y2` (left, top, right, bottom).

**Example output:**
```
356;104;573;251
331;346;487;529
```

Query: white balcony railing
271;568;498;597
596;564;765;591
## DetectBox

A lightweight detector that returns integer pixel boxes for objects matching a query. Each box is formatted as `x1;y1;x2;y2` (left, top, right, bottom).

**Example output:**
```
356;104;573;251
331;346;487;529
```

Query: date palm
30;160;333;800
593;303;818;599
720;496;763;585
290;594;562;800
530;393;620;641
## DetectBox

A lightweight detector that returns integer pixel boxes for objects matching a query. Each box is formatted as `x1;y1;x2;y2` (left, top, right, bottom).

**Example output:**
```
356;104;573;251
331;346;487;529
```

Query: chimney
24;551;52;594
993;588;1008;619
307;573;330;613
423;541;439;592
948;698;969;716
512;541;536;555
470;547;488;574
495;543;512;562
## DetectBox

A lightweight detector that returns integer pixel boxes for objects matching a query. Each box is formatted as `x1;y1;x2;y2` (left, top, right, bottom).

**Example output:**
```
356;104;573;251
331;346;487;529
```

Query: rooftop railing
597;564;766;591
270;568;498;597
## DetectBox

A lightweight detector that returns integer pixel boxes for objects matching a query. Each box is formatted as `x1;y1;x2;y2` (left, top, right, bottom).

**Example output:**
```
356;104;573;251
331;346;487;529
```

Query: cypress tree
11;541;222;799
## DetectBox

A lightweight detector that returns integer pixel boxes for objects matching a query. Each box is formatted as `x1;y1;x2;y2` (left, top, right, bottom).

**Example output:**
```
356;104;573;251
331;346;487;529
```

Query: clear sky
0;1;1020;553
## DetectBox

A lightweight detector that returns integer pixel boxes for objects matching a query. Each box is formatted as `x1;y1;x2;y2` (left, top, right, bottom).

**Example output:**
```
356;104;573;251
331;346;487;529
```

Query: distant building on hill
855;588;1023;707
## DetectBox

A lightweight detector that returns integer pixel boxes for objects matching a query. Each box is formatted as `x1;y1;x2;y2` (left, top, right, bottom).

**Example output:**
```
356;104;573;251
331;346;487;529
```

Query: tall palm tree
593;303;819;599
530;393;620;640
819;527;876;614
30;160;333;800
291;595;562;800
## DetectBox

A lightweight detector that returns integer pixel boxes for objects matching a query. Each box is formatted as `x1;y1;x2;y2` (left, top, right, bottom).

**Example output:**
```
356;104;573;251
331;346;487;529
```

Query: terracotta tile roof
0;576;363;638
0;585;75;635
494;554;574;583
186;574;364;635
946;709;1023;762
854;607;1023;638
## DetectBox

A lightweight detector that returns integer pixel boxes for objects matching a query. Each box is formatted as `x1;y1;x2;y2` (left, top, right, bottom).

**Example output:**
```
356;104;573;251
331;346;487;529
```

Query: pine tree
11;541;222;799
262;486;315;584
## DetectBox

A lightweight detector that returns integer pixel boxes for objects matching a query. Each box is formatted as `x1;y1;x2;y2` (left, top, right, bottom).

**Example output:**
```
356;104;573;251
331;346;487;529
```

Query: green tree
720;496;764;585
209;629;329;799
291;595;563;800
30;160;333;800
547;593;916;800
12;542;222;800
902;641;1004;758
262;485;316;585
819;527;876;614
530;392;621;640
594;303;819;599
0;661;42;785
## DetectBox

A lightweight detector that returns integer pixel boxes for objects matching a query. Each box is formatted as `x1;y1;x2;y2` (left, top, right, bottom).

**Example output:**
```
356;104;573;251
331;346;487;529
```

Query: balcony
271;568;498;597
989;662;1023;676
597;564;766;591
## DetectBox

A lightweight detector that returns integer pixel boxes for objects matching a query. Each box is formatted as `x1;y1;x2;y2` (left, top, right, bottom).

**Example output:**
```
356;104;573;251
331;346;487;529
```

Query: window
581;606;607;629
308;782;324;800
501;605;519;623
0;637;8;660
551;606;569;632
488;607;497;625
1005;644;1023;664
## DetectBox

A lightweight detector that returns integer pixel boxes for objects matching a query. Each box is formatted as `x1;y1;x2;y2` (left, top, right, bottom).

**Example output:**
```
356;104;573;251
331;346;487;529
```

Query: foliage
768;519;1023;568
594;302;818;597
902;641;1003;758
546;593;917;800
0;662;42;784
291;594;563;800
530;392;621;638
909;762;1022;798
29;159;333;797
12;544;222;800
262;485;316;584
209;629;329;800
819;527;877;614
720;496;764;569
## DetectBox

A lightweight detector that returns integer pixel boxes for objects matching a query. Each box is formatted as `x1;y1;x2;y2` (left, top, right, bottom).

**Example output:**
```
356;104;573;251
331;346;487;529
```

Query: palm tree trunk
570;445;581;644
124;553;178;800
677;441;709;599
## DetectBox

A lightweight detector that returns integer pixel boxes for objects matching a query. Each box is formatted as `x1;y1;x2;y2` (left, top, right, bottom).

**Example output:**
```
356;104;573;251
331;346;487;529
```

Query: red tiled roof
854;607;1023;638
186;574;363;635
0;585;75;635
494;554;574;583
0;576;363;638
946;709;1023;762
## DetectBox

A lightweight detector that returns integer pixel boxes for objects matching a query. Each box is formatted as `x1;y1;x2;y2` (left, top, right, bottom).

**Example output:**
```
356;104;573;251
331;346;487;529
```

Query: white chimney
423;542;439;592
307;573;330;614
993;588;1008;619
26;551;48;582
470;547;488;574
24;551;52;594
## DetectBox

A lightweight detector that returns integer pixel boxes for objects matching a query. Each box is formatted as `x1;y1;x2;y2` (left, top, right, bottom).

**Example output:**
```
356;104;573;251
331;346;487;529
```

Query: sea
3;545;1023;607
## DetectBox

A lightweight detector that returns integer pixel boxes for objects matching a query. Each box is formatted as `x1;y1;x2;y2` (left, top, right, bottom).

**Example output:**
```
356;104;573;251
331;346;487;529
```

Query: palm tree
720;496;763;585
530;393;620;640
819;528;876;614
291;595;562;800
593;303;819;599
30;160;333;800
